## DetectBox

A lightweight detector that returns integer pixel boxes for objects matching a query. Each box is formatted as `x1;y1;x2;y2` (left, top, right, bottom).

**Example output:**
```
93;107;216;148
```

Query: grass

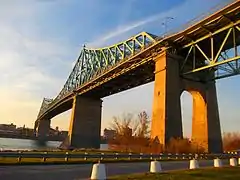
110;167;240;180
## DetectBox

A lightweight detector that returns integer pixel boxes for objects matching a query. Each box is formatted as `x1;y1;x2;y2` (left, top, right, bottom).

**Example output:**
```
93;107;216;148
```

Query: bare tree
110;113;138;137
110;111;151;138
223;132;240;151
108;111;152;152
136;111;150;138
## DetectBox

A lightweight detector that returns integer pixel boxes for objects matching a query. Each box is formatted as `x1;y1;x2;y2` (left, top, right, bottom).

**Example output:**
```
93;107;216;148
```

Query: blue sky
0;0;239;137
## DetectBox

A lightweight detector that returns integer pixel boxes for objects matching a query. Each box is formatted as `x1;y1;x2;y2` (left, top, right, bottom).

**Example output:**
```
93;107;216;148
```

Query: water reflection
0;138;108;151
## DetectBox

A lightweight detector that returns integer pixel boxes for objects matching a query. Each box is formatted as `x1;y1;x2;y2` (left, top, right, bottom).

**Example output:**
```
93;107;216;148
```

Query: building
0;123;16;132
60;130;68;137
16;127;34;137
103;128;116;140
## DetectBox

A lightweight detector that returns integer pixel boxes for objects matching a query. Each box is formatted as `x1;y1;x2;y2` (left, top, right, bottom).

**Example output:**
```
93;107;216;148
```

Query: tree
109;111;152;152
108;111;209;154
109;113;137;151
136;111;150;138
165;137;205;153
110;111;150;139
223;132;240;151
110;113;138;137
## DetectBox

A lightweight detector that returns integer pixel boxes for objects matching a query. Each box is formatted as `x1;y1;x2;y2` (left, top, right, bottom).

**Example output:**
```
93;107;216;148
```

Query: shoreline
0;134;64;141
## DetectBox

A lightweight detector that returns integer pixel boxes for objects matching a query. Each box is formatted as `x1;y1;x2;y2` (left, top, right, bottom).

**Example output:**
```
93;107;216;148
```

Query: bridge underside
35;60;157;149
38;60;156;120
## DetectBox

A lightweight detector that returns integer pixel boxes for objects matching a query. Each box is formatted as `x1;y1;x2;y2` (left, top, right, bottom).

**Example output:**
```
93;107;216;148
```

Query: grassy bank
110;167;240;180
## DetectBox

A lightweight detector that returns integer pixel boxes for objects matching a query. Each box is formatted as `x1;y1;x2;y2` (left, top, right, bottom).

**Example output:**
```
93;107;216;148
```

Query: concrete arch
180;91;192;137
182;89;208;150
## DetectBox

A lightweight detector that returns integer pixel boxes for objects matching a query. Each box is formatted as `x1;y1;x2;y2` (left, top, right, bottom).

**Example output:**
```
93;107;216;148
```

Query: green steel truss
37;98;53;118
37;32;157;118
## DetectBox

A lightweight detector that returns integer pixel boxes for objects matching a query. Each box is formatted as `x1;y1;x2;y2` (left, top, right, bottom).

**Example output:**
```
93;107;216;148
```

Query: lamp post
162;17;174;37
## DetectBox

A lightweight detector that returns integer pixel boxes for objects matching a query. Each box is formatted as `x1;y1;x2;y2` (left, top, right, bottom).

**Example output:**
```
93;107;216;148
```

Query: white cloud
0;1;74;128
0;25;71;94
87;0;233;48
87;13;165;48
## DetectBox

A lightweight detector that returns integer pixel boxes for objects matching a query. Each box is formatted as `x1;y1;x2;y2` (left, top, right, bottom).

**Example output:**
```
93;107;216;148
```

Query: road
0;159;230;180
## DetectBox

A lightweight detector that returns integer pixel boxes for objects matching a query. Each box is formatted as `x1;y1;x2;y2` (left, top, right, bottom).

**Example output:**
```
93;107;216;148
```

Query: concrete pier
61;96;102;149
151;51;222;153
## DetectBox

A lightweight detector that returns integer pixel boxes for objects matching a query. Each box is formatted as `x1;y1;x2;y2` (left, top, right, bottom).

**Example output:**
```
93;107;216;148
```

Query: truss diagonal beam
181;21;240;77
214;28;232;62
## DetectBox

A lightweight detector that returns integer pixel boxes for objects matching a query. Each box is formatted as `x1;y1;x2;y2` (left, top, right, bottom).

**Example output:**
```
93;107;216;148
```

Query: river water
0;137;61;151
0;138;108;151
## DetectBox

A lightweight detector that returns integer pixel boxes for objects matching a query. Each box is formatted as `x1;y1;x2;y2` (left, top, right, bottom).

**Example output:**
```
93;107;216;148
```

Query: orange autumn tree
107;111;208;153
165;137;205;153
223;132;240;151
108;111;163;153
109;113;137;151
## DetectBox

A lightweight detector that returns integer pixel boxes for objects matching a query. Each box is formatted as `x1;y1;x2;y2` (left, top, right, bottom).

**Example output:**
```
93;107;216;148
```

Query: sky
0;0;239;137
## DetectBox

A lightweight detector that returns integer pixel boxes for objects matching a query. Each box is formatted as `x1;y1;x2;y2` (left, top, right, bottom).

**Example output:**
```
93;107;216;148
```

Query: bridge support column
35;119;50;141
151;51;183;146
205;82;223;153
183;79;223;153
150;51;222;153
61;96;102;149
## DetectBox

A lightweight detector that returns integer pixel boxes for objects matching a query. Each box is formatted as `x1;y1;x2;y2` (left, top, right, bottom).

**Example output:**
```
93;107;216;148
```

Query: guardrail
0;151;239;163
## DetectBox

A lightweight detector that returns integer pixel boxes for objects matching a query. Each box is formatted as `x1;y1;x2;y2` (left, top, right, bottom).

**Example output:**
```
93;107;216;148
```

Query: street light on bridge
162;16;174;37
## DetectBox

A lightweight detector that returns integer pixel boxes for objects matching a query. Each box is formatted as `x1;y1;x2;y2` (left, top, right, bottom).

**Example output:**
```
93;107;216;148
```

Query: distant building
0;123;16;132
103;128;116;140
60;131;68;137
16;127;34;136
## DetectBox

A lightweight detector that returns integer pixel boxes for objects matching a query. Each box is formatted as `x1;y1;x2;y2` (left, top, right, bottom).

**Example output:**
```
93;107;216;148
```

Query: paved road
0;159;230;180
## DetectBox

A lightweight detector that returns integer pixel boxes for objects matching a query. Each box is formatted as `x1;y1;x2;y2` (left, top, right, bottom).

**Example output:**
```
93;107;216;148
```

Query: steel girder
37;32;157;118
180;24;240;80
37;98;53;119
178;2;240;80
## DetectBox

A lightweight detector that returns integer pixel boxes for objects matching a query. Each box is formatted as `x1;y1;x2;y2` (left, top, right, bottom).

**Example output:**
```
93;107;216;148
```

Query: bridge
34;0;240;153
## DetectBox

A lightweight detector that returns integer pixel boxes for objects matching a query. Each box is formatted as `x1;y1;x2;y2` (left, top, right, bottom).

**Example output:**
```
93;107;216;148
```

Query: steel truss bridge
36;0;240;122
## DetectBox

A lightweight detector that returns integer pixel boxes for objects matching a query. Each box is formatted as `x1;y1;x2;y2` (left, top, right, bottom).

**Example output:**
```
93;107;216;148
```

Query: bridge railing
0;151;238;163
161;0;236;38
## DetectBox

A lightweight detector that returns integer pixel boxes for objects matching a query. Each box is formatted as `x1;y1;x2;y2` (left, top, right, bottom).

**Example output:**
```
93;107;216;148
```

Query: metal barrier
0;151;237;163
